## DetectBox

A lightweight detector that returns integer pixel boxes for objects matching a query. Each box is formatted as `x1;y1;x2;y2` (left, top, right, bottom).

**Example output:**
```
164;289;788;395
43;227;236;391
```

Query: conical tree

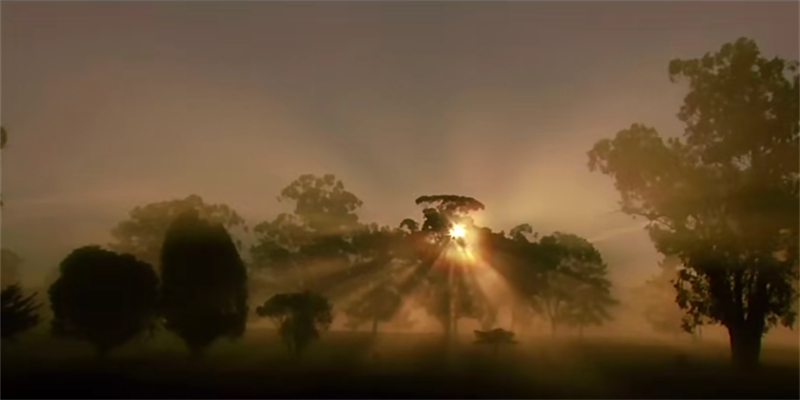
160;210;248;356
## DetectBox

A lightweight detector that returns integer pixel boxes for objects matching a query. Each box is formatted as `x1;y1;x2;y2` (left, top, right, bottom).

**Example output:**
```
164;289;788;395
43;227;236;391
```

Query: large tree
160;210;249;356
412;195;487;341
588;38;798;367
49;246;159;356
110;195;246;267
250;174;364;290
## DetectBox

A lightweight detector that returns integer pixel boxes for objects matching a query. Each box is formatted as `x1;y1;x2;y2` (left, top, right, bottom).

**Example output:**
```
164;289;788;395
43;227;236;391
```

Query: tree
1;284;40;341
251;174;364;289
587;38;798;367
160;210;249;356
1;126;7;149
48;246;158;356
529;233;616;336
1;248;23;288
256;291;333;357
474;328;517;357
1;126;8;207
412;195;487;342
110;195;246;267
344;281;403;335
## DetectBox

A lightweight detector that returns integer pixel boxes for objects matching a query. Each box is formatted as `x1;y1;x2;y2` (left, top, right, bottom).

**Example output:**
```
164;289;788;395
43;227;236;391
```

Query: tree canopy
48;246;159;356
251;174;364;290
110;195;246;267
160;210;249;356
256;291;333;356
588;37;798;367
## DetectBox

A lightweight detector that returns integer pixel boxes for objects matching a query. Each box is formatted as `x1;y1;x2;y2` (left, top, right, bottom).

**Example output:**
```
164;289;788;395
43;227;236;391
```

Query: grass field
2;326;798;399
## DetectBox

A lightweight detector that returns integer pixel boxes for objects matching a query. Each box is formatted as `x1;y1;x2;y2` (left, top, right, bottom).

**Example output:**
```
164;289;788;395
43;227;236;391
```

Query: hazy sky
1;1;797;287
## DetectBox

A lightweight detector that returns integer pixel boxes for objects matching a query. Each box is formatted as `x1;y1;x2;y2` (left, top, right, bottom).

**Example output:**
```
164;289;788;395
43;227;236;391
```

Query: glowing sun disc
449;224;466;239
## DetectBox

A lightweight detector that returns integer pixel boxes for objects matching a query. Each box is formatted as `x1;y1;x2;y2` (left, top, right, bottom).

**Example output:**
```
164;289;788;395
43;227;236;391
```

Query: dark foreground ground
3;328;799;399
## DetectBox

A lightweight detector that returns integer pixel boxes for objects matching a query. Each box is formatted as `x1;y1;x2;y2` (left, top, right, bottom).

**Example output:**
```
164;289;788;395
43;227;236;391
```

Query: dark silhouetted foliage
1;284;40;341
160;210;249;356
256;291;333;356
48;246;158;356
588;37;799;368
474;328;517;356
0;126;6;206
111;195;246;267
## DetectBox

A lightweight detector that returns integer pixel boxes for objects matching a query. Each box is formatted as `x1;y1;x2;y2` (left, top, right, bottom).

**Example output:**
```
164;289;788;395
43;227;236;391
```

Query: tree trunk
550;320;558;337
372;318;379;335
727;324;763;369
578;324;584;339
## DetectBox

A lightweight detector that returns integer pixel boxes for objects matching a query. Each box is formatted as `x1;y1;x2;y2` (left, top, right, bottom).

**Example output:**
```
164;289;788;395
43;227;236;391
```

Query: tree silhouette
1;284;40;341
256;291;333;357
48;246;158;356
412;195;486;342
474;328;517;357
344;281;402;335
1;248;23;288
521;233;616;336
1;126;8;207
110;195;246;267
160;210;249;356
251;174;364;290
588;38;798;367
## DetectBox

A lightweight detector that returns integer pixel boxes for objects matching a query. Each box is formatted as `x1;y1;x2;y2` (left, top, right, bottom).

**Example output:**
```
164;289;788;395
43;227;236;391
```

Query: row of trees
2;183;617;356
1;37;797;368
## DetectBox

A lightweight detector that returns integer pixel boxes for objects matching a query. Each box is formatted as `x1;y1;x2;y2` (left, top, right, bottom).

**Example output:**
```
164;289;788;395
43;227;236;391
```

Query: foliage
256;291;333;356
48;246;159;355
474;328;517;356
410;194;488;339
1;248;23;288
160;210;249;356
250;174;364;289
110;195;246;267
1;284;40;340
1;126;6;206
639;256;700;336
588;37;798;367
344;281;403;334
519;233;617;335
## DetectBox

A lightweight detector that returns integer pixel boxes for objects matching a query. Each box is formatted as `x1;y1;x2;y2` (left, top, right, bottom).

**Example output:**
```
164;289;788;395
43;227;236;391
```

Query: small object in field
474;328;517;357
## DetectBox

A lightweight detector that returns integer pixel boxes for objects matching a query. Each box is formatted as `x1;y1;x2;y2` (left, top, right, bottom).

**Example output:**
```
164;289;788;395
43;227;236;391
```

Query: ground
2;326;798;399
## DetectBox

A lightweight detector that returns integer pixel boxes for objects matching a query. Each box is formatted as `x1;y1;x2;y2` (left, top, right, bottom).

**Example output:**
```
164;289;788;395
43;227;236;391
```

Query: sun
449;224;466;239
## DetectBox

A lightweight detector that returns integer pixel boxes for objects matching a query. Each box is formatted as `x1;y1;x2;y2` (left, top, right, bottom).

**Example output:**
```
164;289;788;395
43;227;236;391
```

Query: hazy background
1;1;797;289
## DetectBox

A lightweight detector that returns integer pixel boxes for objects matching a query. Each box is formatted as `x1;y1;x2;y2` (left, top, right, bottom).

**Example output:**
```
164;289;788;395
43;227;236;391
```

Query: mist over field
1;1;798;399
